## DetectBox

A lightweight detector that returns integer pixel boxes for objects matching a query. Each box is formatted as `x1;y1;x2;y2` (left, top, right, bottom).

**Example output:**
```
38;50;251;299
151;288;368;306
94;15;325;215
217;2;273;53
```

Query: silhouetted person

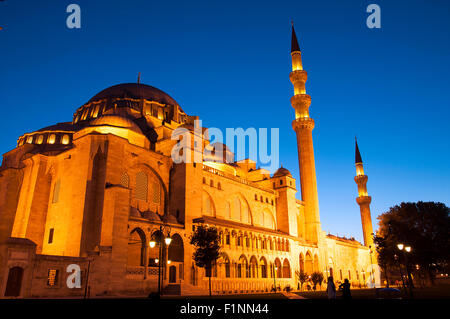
339;279;352;299
326;276;336;299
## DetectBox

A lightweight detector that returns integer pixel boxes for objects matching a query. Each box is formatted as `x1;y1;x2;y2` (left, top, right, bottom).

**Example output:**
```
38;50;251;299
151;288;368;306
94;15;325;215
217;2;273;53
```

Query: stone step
163;284;181;295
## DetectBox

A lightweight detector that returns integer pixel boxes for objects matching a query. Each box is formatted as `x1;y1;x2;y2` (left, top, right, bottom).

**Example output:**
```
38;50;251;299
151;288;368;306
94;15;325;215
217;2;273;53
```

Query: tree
190;225;221;296
295;270;309;291
376;201;450;286
374;233;395;288
311;272;324;291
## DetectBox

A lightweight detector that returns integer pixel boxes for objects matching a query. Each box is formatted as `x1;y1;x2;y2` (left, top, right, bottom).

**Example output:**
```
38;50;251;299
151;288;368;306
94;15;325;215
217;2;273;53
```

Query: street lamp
149;224;172;298
397;243;413;298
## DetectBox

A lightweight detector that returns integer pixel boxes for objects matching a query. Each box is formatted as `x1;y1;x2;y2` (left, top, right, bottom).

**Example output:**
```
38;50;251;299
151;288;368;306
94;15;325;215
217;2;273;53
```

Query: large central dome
88;83;179;106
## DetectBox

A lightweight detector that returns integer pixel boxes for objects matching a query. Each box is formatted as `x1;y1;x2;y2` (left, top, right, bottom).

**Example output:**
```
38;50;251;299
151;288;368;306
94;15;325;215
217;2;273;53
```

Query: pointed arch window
233;197;241;220
152;182;160;204
135;171;148;201
225;202;231;219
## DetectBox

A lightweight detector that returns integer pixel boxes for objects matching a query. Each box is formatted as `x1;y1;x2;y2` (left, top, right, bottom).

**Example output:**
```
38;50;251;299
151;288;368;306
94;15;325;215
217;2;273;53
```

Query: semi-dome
273;166;292;177
88;83;179;107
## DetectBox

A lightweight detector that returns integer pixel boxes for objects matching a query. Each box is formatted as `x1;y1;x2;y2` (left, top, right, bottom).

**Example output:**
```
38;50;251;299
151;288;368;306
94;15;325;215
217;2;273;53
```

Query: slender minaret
354;138;374;247
290;24;321;243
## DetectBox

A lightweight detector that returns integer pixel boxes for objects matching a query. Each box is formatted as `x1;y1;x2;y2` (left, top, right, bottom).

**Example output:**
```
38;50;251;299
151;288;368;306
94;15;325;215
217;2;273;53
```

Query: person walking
326;276;336;299
339;278;352;299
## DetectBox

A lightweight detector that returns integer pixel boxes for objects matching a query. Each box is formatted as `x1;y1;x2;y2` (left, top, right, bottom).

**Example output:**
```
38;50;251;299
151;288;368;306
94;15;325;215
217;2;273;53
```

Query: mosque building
0;26;377;297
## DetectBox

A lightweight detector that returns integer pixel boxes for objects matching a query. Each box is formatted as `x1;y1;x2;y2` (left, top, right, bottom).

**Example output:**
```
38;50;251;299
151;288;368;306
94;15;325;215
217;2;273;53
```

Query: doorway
4;267;24;297
169;265;176;283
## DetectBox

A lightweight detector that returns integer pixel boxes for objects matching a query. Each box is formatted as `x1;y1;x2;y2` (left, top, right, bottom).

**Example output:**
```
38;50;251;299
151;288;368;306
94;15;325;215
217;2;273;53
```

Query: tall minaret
290;24;321;243
354;138;374;248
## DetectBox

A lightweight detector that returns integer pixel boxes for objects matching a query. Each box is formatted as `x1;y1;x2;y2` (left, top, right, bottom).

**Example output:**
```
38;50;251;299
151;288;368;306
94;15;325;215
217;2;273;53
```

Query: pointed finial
137;72;141;84
291;22;300;53
355;137;363;164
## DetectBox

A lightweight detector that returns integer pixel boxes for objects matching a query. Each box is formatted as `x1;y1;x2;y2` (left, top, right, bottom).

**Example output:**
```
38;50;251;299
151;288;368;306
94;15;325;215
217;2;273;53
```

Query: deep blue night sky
0;0;449;243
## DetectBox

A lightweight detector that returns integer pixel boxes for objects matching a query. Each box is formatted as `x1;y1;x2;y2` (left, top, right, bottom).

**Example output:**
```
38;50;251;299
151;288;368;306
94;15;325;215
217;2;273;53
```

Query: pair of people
326;277;352;299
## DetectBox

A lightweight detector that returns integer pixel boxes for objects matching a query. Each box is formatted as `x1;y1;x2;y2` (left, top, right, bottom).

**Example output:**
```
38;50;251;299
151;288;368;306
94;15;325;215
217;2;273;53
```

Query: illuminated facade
0;26;377;298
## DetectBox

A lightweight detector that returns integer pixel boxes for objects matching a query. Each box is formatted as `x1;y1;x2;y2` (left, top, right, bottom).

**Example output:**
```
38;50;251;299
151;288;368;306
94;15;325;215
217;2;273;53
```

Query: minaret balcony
290;94;311;108
356;196;372;205
354;175;368;184
292;117;315;131
289;69;308;84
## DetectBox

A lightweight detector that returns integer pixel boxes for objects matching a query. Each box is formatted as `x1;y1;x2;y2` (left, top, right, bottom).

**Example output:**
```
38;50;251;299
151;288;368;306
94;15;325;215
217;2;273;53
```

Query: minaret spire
290;24;321;243
355;137;363;164
291;23;300;53
354;139;374;247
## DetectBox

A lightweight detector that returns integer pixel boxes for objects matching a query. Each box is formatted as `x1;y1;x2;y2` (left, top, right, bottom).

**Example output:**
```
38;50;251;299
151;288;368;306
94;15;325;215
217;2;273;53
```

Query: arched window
225;202;231;219
127;228;146;267
282;259;291;278
217;182;221;190
274;258;282;278
260;257;268;278
313;254;319;272
168;233;184;262
237;256;247;278
134;171;148;201
225;257;231;278
202;192;215;216
232;197;241;220
61;134;70;145
135;171;148;201
305;252;313;274
263;210;274;229
152;182;160;204
48;134;56;144
241;203;250;224
250;256;258;278
92;104;100;118
36;135;44;144
299;253;305;273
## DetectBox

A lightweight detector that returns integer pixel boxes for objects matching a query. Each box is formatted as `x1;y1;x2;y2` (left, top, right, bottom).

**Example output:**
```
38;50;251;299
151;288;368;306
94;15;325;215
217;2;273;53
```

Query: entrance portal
4;267;24;297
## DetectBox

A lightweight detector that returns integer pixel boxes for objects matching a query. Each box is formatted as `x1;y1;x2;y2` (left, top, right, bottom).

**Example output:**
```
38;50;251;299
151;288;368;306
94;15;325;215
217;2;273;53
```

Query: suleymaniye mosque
0;26;378;298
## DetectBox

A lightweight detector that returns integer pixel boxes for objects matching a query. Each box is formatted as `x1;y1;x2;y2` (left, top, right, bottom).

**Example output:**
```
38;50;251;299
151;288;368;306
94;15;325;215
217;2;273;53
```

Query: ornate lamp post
149;224;172;298
397;243;413;298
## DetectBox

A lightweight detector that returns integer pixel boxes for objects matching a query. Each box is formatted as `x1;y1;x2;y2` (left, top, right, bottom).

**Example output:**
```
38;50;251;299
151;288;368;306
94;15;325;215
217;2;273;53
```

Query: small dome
162;214;178;224
142;211;162;222
273;166;292;177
